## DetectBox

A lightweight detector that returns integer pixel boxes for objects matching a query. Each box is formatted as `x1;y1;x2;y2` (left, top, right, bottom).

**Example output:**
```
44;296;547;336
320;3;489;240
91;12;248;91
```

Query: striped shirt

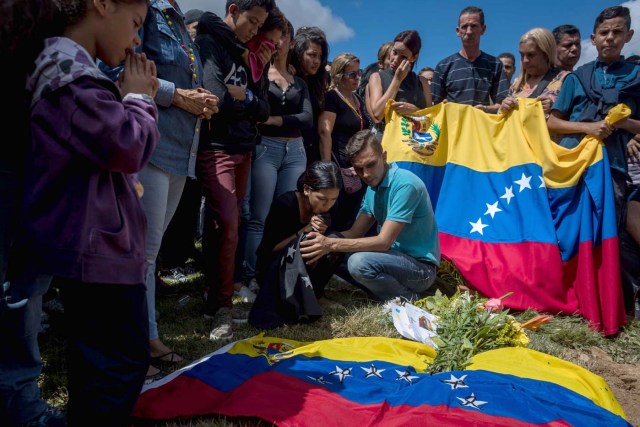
431;52;509;106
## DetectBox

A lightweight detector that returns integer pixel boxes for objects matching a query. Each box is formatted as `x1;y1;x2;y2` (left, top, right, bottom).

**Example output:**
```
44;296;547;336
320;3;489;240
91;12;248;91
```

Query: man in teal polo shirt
300;130;440;301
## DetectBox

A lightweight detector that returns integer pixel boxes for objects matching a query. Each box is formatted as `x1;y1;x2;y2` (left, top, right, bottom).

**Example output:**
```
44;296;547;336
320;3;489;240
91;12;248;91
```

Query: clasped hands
118;51;159;98
299;215;330;265
174;87;218;119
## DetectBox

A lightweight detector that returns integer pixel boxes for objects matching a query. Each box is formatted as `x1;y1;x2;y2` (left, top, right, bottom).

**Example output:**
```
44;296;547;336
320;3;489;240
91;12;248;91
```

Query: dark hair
394;30;422;56
56;0;149;26
593;6;631;32
346;130;383;161
296;160;342;192
259;6;287;34
283;20;294;41
3;0;63;158
459;6;484;26
552;24;581;43
419;66;434;74
497;52;515;62
225;0;275;13
290;26;329;108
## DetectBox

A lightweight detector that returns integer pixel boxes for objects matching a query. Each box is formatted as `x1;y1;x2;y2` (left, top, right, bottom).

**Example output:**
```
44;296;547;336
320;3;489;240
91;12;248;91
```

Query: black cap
184;9;204;25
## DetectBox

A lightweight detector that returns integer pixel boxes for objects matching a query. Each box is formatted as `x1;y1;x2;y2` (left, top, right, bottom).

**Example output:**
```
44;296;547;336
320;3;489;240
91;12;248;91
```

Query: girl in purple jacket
1;0;160;425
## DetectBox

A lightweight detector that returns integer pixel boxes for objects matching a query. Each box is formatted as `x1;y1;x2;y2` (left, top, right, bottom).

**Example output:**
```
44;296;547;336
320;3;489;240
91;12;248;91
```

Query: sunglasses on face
344;70;361;79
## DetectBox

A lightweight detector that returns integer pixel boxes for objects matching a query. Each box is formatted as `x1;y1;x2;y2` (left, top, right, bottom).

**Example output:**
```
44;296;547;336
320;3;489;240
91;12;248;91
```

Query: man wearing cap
185;9;204;40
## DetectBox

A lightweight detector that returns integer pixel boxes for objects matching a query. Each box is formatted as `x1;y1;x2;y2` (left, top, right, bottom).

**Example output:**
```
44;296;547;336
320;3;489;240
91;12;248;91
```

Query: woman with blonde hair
499;27;569;122
319;52;370;231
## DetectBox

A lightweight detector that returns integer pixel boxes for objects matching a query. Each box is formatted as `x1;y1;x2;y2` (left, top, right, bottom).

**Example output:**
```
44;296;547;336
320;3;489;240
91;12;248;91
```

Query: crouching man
300;129;440;301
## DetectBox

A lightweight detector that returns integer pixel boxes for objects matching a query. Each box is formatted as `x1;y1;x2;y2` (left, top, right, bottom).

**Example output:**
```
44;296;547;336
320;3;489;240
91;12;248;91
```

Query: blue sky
181;0;640;73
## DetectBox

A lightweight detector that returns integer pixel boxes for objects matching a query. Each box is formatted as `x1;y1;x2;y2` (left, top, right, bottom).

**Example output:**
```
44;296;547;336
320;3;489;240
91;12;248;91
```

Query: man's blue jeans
347;250;436;301
0;273;51;426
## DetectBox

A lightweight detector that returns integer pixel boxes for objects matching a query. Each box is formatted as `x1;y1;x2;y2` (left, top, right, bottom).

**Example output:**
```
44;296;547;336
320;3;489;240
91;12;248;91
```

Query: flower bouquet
387;291;546;373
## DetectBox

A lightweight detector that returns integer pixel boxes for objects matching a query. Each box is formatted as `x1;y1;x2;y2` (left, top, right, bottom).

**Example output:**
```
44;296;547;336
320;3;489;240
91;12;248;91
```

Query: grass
38;260;640;426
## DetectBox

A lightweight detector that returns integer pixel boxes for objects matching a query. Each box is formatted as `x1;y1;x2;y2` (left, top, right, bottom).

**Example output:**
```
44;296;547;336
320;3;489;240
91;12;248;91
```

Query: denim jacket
140;0;204;177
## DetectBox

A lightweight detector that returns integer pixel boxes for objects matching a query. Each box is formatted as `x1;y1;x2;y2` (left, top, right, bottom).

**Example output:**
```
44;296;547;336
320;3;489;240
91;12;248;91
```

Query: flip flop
150;351;183;365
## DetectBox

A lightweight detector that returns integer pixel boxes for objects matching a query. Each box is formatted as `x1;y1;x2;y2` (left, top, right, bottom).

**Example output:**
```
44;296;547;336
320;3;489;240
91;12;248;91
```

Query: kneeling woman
249;161;343;329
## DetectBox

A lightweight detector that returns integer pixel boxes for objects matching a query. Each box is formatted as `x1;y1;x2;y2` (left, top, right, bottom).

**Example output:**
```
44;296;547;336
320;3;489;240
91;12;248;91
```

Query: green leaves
414;291;527;374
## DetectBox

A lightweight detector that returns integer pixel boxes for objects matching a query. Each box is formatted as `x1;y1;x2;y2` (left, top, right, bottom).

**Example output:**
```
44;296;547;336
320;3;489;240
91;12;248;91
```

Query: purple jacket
15;37;160;285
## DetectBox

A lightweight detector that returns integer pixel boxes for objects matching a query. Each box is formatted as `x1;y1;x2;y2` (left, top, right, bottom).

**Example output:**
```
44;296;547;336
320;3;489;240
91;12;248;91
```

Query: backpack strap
528;68;561;99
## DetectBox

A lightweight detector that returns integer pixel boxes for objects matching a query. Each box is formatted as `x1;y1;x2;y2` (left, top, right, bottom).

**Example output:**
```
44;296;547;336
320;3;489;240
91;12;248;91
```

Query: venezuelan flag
382;99;627;336
133;335;631;425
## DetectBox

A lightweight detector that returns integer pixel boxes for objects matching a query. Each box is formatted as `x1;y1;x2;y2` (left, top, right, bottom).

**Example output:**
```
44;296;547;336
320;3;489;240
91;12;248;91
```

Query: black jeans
58;280;149;427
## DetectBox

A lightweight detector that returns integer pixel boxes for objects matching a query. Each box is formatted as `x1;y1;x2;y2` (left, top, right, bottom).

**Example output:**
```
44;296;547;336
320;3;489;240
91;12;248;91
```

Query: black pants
158;177;202;270
57;280;149;427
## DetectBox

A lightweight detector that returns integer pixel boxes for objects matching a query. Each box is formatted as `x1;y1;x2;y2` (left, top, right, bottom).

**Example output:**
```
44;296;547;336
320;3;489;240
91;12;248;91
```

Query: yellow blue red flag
133;335;630;425
382;99;627;336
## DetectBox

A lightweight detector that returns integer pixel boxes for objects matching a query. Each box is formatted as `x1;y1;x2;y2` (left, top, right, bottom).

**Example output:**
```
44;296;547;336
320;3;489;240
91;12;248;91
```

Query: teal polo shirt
359;163;440;265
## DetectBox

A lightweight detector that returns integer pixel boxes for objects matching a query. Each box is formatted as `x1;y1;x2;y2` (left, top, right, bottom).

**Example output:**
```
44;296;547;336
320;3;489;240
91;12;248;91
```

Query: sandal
144;366;166;385
150;351;183;365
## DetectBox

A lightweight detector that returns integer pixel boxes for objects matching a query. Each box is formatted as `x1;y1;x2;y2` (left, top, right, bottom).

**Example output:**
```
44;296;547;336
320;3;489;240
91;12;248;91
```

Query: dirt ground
575;347;640;426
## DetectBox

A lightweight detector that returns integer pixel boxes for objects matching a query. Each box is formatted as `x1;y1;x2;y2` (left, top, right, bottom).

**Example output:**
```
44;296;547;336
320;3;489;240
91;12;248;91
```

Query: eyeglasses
344;70;361;79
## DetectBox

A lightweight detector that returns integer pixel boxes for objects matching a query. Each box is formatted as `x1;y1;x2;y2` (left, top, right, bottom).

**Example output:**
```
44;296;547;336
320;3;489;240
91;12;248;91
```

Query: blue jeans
0;273;51;426
347;250;436;301
245;137;307;278
138;163;187;341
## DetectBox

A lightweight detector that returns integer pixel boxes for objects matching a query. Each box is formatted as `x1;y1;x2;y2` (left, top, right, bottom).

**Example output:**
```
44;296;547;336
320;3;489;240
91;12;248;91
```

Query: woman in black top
319;53;370;231
367;30;432;126
289;27;330;165
244;21;313;285
249;161;343;330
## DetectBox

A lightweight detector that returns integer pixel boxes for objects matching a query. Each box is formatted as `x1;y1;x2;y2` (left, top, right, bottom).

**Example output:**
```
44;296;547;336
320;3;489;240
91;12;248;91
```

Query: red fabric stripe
439;233;577;313
133;372;572;427
563;238;627;336
440;233;626;335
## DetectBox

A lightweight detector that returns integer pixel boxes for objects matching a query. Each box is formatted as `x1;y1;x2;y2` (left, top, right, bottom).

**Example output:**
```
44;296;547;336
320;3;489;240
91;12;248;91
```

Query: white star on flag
538;176;546;188
301;276;313;288
441;374;469;390
469;218;489;235
500;186;514;204
286;246;296;260
514;173;532;192
457;393;488;410
484;201;502;219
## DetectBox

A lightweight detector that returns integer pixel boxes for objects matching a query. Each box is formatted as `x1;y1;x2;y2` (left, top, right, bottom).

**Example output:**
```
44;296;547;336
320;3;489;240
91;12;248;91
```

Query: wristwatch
243;88;254;106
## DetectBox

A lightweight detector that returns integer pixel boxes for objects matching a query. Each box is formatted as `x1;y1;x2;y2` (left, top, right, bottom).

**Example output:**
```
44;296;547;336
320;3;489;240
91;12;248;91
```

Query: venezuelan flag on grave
382;99;627;336
133;335;630;425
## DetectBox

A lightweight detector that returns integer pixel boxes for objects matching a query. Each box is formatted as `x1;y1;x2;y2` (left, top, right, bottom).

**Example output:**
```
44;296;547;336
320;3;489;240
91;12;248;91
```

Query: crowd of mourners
1;0;639;426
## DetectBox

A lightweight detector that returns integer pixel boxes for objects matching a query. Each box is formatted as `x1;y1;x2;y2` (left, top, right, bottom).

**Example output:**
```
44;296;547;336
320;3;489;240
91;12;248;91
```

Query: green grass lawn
38;261;640;426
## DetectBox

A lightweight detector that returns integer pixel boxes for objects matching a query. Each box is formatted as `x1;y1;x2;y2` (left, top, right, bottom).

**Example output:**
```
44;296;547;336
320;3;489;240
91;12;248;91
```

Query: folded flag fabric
133;335;630;426
381;99;627;335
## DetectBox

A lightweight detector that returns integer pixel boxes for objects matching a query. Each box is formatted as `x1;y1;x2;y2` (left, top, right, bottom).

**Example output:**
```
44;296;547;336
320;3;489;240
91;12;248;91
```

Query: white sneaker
247;278;260;293
234;285;256;303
